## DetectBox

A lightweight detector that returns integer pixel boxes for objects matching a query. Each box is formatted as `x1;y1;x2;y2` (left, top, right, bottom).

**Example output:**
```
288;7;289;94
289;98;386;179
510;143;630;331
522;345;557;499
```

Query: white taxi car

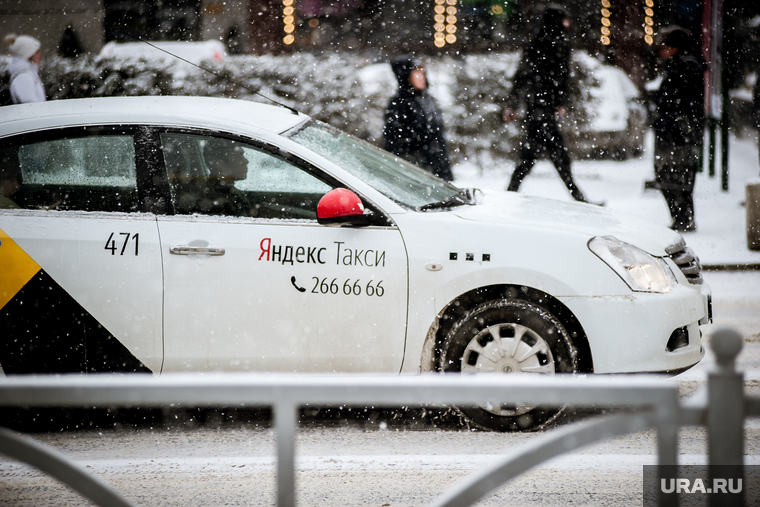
0;97;710;431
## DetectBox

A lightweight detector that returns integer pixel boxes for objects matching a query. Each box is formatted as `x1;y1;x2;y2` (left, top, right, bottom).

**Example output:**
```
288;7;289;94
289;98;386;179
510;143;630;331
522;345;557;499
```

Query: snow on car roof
0;96;308;137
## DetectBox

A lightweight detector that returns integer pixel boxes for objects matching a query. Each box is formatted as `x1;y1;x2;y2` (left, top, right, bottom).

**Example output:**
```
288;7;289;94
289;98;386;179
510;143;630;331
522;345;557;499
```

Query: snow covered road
2;420;760;507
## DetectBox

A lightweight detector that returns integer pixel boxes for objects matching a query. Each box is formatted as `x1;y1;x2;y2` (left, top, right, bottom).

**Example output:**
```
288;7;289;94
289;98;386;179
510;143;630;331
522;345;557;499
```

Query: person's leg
661;187;682;227
679;190;696;231
674;161;697;231
655;141;679;227
545;120;587;202
657;145;697;231
663;188;695;231
507;157;535;192
507;120;539;192
554;154;587;202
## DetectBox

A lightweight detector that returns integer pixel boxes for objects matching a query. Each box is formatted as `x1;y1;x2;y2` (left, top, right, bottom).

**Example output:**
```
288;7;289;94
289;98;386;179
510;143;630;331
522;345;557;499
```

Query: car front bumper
559;282;711;374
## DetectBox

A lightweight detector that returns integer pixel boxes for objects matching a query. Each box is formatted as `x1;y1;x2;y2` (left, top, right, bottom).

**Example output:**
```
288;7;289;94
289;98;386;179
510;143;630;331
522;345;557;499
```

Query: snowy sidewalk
453;132;760;268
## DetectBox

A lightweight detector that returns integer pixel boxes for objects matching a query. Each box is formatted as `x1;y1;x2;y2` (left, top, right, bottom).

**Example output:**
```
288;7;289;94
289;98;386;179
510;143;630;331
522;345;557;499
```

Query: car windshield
289;122;467;209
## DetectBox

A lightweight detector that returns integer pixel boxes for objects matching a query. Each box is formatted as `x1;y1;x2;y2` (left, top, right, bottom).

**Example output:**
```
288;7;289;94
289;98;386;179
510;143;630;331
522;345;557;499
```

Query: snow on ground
3;414;759;507
452;131;760;267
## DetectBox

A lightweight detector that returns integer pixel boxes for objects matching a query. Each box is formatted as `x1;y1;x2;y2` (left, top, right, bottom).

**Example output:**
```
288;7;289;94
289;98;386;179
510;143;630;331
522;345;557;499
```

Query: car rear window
3;135;139;213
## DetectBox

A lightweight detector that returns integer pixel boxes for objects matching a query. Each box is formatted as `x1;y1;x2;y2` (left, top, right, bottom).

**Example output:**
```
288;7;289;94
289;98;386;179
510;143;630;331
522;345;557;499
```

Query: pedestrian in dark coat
752;27;760;171
384;56;454;181
754;73;760;168
653;26;705;232
503;5;593;203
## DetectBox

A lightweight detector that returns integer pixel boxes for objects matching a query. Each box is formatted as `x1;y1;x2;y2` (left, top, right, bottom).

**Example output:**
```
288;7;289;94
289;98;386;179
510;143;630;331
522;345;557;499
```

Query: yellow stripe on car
0;228;41;310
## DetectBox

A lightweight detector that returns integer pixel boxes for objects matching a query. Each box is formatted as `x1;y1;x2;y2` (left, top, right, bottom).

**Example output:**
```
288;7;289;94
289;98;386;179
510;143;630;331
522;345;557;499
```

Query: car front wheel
440;298;579;431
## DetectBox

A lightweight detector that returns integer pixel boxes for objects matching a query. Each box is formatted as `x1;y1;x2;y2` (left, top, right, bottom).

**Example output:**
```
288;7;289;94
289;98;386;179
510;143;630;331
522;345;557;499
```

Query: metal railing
0;328;754;507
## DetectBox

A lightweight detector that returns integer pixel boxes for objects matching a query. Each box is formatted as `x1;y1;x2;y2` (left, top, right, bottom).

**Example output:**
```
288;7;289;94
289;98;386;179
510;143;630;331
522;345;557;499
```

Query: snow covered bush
1;50;600;165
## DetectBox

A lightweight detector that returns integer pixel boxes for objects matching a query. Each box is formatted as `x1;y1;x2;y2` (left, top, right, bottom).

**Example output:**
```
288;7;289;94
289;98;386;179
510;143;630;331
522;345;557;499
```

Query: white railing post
275;399;298;507
656;400;680;507
708;328;745;507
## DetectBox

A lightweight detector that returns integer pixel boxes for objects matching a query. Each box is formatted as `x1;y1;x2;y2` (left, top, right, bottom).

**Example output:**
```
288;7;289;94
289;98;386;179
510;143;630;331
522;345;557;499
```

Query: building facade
0;0;530;57
0;0;742;90
0;0;105;56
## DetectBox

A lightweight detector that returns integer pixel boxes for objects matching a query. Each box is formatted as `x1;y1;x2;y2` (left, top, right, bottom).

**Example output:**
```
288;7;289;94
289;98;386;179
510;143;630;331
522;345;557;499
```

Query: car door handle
170;246;226;256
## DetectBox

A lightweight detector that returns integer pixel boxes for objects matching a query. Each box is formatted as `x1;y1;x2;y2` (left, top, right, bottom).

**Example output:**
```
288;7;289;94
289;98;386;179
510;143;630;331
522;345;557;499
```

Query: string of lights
283;0;296;45
279;1;656;50
600;1;655;47
433;0;458;48
643;0;655;45
601;0;611;46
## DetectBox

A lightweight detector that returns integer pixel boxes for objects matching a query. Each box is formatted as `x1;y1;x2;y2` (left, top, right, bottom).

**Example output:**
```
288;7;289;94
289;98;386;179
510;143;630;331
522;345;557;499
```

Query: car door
156;131;409;373
0;128;163;374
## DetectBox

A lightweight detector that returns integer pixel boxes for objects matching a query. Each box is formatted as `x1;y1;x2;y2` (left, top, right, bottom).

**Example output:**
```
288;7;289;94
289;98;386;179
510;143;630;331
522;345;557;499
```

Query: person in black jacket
503;5;593;203
384;56;454;181
653;26;705;232
754;70;760;168
752;27;760;171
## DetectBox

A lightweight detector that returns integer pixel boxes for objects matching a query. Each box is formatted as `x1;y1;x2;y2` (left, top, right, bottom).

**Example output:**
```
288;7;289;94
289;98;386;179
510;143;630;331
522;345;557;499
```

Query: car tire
440;298;579;431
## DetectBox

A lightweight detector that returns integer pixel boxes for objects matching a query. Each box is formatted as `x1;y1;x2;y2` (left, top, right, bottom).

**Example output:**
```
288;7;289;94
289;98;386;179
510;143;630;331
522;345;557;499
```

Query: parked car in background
98;40;227;64
571;53;648;160
0;97;710;431
400;51;649;165
97;40;227;78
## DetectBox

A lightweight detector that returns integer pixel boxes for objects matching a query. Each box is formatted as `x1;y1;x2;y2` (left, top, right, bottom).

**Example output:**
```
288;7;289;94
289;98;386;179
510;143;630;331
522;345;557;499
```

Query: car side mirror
317;188;372;227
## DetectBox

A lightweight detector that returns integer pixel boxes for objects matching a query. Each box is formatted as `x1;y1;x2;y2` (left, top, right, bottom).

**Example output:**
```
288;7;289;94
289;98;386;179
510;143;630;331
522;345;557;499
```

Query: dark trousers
507;113;586;202
655;143;698;230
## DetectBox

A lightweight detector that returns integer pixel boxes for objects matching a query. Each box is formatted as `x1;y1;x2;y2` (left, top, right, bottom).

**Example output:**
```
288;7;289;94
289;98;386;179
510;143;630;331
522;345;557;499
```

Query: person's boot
569;189;605;206
670;220;696;232
666;192;695;232
507;164;530;192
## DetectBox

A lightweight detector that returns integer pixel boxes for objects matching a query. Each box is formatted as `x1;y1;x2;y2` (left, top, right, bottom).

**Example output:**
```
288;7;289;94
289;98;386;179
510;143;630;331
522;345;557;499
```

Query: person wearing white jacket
4;33;45;104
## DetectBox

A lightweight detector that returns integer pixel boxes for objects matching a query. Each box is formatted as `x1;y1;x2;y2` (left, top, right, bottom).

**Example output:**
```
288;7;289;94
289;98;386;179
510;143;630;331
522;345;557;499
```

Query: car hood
450;190;683;257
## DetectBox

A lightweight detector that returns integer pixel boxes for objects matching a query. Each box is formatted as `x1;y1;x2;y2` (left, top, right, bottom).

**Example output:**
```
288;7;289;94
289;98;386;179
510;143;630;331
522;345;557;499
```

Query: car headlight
588;236;676;293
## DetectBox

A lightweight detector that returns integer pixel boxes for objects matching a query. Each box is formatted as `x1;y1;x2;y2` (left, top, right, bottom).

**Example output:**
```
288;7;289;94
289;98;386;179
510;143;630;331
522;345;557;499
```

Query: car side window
3;135;138;212
160;133;333;220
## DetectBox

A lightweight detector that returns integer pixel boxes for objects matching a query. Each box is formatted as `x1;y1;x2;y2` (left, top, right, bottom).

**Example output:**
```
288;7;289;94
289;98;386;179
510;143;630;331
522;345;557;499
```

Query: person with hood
383;56;454;182
502;5;594;204
4;33;45;104
652;26;705;232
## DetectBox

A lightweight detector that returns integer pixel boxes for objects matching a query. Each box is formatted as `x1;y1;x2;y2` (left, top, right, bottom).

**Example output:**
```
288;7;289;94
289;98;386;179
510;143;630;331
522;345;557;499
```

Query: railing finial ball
710;328;743;370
